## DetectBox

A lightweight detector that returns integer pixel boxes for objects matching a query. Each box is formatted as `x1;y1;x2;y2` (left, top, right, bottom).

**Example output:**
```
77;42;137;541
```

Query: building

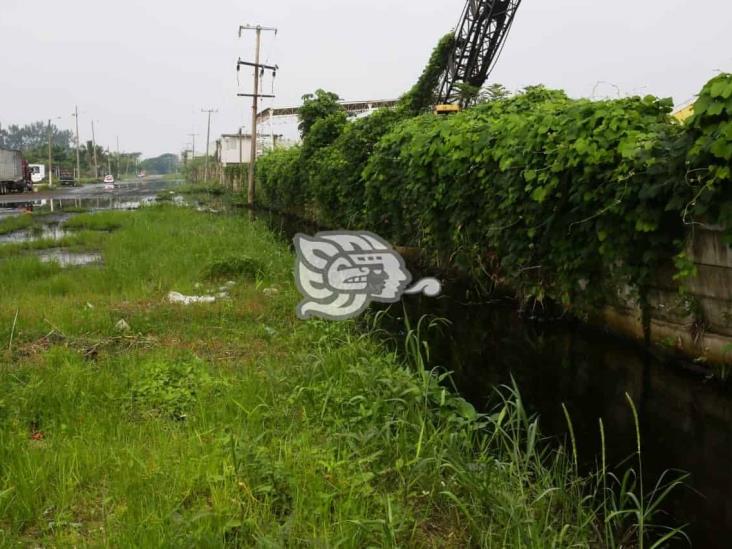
216;133;285;167
673;102;695;123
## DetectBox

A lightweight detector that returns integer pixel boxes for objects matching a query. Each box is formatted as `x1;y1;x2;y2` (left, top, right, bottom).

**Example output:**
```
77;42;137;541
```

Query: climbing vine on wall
257;74;732;310
686;73;732;240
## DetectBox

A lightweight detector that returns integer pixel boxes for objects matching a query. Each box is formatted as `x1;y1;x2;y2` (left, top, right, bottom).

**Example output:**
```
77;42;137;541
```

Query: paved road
0;177;180;205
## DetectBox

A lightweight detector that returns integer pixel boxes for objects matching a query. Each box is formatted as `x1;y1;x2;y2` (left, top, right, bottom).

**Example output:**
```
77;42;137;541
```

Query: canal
262;210;732;548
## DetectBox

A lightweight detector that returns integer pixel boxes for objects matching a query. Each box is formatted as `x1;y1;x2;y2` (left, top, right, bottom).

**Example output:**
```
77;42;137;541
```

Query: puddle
35;249;103;267
0;225;70;245
0;178;182;216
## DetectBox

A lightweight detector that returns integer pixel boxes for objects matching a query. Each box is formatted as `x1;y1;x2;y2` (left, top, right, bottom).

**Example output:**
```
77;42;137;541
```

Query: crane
436;0;523;109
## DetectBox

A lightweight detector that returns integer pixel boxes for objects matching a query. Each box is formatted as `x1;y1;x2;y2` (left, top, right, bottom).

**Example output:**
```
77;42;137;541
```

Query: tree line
0;121;179;178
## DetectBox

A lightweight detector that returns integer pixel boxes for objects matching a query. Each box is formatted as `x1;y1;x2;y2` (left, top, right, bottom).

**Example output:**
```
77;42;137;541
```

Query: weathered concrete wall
599;225;732;365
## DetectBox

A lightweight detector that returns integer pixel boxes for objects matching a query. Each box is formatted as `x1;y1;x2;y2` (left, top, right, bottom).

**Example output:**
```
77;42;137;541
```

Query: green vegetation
0;206;684;546
0;215;34;236
686;73;732;233
63;211;128;232
399;33;456;115
140;153;179;175
1;120;176;180
257;74;732;312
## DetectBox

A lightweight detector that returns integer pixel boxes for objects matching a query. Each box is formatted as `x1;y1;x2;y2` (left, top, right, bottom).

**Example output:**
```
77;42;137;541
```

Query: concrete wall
598;225;732;365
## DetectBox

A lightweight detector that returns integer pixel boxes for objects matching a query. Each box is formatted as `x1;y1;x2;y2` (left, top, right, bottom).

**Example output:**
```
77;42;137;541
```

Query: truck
29;163;46;183
54;166;75;186
0;148;32;194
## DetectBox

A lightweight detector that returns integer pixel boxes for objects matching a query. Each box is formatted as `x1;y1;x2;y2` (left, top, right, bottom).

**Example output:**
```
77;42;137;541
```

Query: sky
1;0;730;158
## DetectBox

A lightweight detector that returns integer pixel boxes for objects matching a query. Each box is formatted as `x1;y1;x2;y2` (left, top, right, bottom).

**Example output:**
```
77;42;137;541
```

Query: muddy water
261;210;732;548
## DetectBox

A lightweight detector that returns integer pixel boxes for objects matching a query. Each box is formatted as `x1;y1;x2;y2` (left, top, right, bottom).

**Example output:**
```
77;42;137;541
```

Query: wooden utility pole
238;24;278;209
249;28;261;207
47;119;53;187
201;108;217;182
238;127;243;192
73;106;81;184
188;133;197;181
91;120;99;179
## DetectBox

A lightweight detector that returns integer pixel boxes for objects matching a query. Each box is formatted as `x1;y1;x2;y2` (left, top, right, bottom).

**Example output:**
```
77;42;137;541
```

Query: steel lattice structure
437;0;522;105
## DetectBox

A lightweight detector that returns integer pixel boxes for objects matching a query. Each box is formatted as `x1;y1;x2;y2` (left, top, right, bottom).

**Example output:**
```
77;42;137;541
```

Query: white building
216;133;286;167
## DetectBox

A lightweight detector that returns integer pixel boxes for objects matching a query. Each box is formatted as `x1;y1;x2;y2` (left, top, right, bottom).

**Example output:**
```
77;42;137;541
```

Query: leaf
710;79;732;99
710;138;732;160
531;186;549;203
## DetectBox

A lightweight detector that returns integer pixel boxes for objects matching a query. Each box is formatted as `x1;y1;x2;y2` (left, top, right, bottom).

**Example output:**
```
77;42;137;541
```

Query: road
0;177;180;205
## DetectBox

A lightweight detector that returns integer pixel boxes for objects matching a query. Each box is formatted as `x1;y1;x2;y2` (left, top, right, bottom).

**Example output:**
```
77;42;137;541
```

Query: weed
204;254;264;281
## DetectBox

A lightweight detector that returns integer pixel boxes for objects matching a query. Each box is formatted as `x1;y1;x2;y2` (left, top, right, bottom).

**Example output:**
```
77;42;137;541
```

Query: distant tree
455;82;482;107
141;153;179;174
479;83;511;103
0;121;73;151
298;90;344;138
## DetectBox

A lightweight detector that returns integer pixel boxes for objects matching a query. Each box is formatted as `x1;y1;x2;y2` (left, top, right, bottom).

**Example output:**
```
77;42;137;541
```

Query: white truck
29;164;46;183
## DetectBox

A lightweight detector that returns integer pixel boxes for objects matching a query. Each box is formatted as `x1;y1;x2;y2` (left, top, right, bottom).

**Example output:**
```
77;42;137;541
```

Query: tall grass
0;205;687;546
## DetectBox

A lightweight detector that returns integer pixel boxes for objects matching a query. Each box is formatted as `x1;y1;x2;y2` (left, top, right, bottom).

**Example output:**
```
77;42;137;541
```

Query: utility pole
73;106;81;184
91;120;99;179
47;119;53;187
188;133;197;182
201;108;217;182
238;127;243;192
238;24;278;209
116;136;120;180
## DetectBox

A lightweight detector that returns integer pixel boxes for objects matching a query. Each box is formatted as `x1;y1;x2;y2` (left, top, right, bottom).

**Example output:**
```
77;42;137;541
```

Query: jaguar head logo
294;231;441;320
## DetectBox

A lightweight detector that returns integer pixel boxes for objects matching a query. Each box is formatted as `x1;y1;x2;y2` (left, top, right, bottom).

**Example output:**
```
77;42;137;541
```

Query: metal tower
437;0;523;105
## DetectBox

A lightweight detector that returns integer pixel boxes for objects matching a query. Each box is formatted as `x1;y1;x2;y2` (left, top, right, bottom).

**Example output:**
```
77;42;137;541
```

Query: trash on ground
167;291;216;305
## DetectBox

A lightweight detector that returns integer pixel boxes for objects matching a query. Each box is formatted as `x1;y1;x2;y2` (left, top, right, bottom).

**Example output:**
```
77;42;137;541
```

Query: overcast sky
1;0;730;157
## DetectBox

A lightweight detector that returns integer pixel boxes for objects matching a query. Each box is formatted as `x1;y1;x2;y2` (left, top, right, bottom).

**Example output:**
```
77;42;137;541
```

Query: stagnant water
391;287;730;548
261;210;732;548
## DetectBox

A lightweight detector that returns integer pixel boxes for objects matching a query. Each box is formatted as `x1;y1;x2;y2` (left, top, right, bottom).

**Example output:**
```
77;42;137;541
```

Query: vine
257;73;732;310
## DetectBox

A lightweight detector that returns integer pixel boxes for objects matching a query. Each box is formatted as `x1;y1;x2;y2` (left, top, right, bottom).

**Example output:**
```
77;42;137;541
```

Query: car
103;174;114;184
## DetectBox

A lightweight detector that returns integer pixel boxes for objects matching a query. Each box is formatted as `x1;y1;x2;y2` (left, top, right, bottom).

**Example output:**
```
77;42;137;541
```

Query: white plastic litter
167;291;216;305
115;319;131;332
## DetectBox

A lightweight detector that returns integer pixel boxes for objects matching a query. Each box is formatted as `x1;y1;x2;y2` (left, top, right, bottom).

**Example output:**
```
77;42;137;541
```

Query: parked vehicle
54;167;75;186
0;148;32;194
29;164;46;183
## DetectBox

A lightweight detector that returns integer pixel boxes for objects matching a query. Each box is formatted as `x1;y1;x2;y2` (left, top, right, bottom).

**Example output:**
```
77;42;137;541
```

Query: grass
0;215;34;236
0;205;686;546
63;211;128;232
